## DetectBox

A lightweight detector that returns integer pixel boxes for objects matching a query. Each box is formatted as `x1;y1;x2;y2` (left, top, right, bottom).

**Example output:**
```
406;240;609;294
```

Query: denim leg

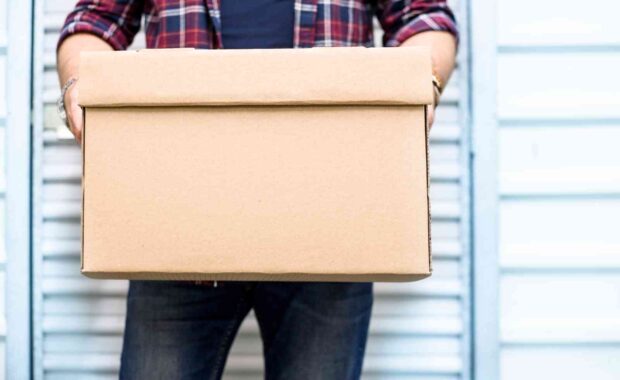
119;280;252;380
253;282;373;380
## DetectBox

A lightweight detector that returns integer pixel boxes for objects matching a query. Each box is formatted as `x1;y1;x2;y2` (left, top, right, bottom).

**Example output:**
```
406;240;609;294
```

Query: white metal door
473;0;620;378
32;1;471;379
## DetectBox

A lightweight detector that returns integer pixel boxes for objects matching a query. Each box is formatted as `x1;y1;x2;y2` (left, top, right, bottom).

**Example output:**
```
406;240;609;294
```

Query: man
57;1;457;379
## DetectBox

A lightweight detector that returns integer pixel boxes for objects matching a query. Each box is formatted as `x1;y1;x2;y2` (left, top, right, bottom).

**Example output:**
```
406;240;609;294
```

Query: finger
429;108;435;130
71;104;83;130
68;103;83;143
65;85;83;141
426;105;435;131
71;122;82;144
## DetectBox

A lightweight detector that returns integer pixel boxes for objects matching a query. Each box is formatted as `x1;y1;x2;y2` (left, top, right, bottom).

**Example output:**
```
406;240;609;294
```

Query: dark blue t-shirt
220;0;295;49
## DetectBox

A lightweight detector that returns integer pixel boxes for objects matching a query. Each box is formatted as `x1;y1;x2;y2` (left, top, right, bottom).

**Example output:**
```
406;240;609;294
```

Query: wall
484;0;620;378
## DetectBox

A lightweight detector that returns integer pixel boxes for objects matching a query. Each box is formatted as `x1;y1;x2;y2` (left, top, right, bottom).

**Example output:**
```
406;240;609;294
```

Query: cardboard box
79;47;433;282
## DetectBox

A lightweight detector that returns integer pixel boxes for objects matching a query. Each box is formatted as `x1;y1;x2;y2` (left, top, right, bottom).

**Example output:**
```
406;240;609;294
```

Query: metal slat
42;353;462;375
499;125;620;196
40;199;462;220
42;355;462;376
42;142;462;164
42;295;461;318
41;277;464;298
40;218;461;240
43;334;461;357
498;0;620;47
40;237;463;260
42;258;462;279
40;162;463;182
497;52;620;120
41;314;463;336
40;181;465;202
42;121;463;143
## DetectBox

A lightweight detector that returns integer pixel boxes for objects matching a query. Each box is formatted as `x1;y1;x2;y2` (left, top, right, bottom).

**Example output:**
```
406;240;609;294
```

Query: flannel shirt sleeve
58;0;145;51
376;0;458;47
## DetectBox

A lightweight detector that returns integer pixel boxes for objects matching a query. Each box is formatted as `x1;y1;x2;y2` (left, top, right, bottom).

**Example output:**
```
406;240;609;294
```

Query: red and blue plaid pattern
59;0;457;50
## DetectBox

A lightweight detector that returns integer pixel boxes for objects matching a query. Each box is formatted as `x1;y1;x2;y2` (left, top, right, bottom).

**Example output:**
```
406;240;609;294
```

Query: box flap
79;47;434;107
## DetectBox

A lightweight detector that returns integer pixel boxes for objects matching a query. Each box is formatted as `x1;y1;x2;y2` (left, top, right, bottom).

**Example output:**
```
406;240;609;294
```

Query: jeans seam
209;293;248;380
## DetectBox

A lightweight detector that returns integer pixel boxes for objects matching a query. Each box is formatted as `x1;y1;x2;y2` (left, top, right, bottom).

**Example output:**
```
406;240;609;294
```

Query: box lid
79;47;434;107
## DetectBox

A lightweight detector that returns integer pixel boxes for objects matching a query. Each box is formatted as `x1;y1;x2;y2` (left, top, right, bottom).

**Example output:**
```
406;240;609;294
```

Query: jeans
119;280;373;380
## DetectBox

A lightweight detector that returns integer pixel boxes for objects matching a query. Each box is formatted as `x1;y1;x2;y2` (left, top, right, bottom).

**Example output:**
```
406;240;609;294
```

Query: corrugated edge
80;271;431;282
80;109;86;272
425;106;433;274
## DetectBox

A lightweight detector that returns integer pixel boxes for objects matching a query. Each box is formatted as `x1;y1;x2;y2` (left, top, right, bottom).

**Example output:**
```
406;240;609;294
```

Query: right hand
64;81;83;144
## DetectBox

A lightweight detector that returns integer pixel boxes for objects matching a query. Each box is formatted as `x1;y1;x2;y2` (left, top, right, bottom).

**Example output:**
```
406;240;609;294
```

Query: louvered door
32;1;471;378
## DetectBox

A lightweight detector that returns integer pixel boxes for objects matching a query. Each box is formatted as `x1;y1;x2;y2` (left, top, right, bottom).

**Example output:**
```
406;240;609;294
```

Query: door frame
5;0;35;378
469;0;501;378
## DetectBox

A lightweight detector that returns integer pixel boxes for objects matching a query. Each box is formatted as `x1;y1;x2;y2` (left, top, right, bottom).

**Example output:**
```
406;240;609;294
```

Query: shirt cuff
58;19;128;52
385;11;459;47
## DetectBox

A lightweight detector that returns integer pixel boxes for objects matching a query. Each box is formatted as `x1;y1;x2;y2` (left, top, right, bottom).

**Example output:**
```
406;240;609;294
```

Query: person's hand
64;81;83;144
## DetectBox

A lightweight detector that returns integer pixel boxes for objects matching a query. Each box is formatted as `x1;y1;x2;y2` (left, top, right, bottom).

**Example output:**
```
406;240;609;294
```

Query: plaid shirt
59;0;457;50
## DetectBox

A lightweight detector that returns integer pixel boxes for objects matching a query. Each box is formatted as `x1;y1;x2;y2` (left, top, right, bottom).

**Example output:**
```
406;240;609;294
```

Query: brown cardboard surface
79;47;434;107
80;48;432;282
